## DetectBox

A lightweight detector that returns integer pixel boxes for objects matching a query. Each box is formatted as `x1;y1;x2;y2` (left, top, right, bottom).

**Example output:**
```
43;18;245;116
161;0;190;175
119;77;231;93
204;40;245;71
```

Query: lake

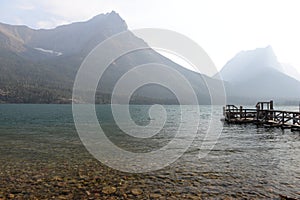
0;104;299;199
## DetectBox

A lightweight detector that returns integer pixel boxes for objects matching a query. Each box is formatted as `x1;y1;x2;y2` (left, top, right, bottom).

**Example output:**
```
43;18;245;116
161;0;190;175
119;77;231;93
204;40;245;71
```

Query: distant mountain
281;63;300;81
0;11;221;104
220;46;300;104
219;46;284;82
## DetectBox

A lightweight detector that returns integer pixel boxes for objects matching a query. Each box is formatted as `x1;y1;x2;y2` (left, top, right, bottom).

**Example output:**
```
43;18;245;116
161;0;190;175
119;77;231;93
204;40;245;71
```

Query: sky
0;0;300;71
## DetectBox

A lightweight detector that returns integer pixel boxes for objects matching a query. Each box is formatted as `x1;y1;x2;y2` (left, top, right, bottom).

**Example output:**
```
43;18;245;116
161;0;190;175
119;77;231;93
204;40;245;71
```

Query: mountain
219;46;284;82
281;63;300;81
0;11;221;104
220;46;300;104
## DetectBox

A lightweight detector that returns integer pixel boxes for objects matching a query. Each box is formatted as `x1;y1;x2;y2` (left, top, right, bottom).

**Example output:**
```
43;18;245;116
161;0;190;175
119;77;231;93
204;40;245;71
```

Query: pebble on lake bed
149;193;162;198
131;188;143;195
102;186;117;195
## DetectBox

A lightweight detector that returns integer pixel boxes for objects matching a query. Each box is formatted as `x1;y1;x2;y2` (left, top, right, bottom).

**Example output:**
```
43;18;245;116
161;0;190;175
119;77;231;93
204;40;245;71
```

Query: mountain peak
264;45;273;50
238;45;274;56
89;11;126;24
256;45;275;55
108;10;120;17
220;46;283;82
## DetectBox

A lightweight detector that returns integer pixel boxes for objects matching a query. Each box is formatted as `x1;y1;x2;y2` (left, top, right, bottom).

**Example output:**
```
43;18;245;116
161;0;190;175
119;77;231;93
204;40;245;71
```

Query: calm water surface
0;104;299;199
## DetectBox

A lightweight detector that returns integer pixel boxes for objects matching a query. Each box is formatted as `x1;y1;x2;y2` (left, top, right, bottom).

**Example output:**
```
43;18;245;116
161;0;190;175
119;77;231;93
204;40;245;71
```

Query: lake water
0;104;299;199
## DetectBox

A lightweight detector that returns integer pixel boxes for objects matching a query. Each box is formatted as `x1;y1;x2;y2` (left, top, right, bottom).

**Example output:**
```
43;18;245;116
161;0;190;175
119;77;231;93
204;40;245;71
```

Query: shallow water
0;104;299;199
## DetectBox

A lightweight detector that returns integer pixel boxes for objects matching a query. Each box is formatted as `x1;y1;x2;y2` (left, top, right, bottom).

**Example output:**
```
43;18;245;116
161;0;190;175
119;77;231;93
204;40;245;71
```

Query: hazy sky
1;0;300;71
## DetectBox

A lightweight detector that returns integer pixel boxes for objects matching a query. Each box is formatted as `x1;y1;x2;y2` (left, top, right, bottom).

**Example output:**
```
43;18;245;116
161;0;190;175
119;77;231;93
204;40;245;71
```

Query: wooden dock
223;100;300;131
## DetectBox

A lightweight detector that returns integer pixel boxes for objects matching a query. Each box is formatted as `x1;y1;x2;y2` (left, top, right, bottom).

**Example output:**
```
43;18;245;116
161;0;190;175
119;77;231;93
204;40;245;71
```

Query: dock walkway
223;100;300;131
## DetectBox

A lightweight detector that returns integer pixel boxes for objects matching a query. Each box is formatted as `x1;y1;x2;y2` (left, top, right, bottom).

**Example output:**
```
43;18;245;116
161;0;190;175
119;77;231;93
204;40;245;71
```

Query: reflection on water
0;104;299;199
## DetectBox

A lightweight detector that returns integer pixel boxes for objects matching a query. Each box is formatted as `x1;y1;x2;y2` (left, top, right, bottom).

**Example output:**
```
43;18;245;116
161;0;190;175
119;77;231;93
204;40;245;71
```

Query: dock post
270;100;273;110
240;106;243;119
270;100;274;120
293;113;296;126
281;112;285;128
256;104;260;122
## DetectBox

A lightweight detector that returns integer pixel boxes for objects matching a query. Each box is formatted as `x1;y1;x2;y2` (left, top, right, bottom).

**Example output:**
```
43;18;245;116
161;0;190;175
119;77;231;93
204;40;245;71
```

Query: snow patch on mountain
34;47;63;56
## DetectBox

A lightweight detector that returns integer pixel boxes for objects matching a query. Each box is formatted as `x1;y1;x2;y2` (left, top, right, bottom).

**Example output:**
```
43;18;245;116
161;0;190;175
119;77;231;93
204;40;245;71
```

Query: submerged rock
131;188;143;195
149;193;162;198
102;186;117;195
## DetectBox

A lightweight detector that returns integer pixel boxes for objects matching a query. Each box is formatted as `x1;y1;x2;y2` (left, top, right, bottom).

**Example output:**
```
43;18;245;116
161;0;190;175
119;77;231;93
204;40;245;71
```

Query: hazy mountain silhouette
281;63;300;81
220;46;300;104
